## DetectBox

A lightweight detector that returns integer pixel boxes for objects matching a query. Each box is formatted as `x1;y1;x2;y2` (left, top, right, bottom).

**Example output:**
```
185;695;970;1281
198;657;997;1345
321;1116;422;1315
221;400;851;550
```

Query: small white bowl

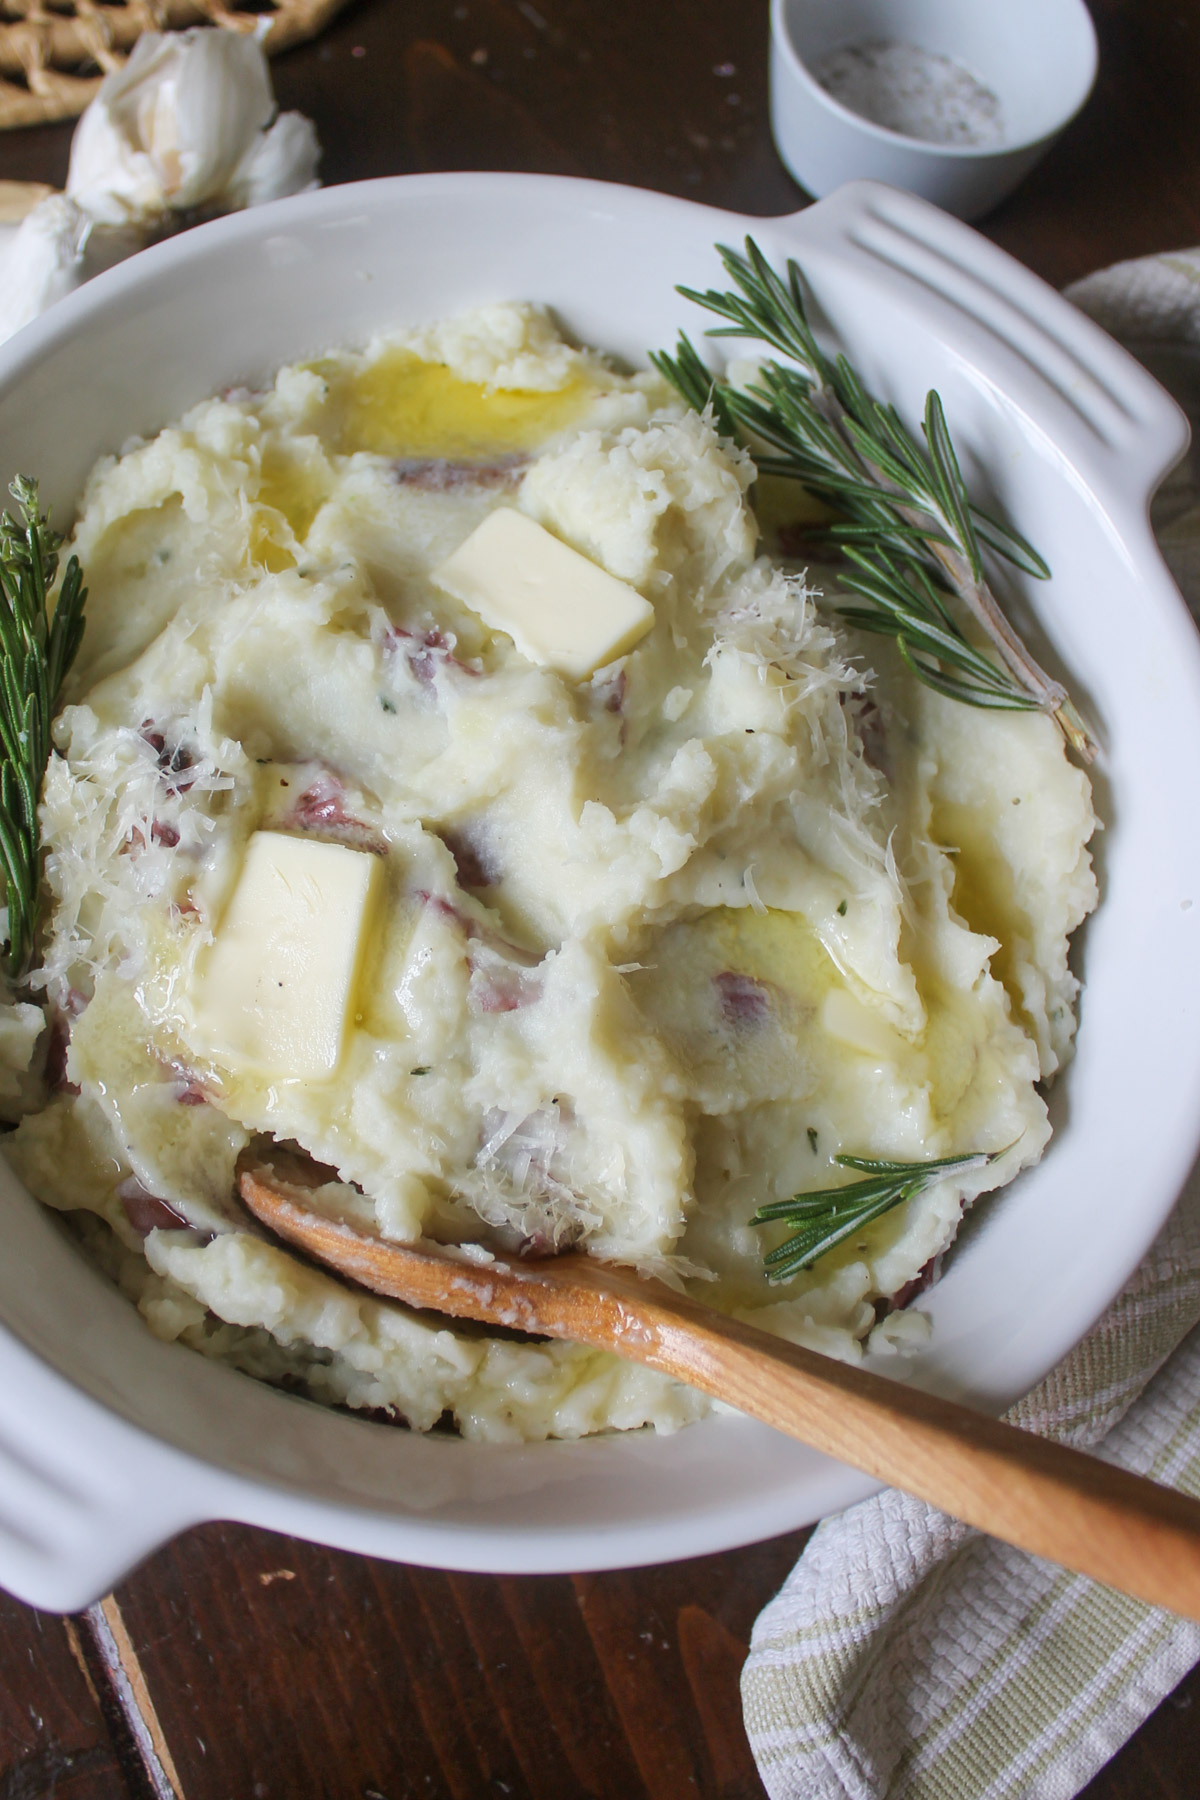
770;0;1098;221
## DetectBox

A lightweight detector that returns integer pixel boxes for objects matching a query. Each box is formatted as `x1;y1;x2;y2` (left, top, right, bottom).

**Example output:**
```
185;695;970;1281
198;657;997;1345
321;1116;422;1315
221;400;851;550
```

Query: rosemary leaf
922;391;984;586
655;240;1095;759
0;477;87;979
648;338;738;440
969;505;1051;581
751;1150;1002;1281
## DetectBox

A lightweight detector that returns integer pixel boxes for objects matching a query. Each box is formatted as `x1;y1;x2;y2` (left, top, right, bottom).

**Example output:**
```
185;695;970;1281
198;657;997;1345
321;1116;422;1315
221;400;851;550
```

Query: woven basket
0;0;349;130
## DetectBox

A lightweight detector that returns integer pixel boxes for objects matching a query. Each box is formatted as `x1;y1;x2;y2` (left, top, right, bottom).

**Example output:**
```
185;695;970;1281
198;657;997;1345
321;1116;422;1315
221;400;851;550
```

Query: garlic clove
168;30;275;211
0;197;91;343
66;78;160;225
225;110;321;210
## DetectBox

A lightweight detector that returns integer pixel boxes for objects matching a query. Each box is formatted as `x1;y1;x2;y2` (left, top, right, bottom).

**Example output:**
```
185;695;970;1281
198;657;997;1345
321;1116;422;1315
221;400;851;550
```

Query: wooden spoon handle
581;1259;1200;1617
240;1167;1200;1618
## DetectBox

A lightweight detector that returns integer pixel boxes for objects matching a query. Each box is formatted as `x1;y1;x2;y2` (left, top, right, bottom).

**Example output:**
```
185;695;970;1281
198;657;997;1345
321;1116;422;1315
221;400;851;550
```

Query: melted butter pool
686;904;843;1001
256;445;332;544
335;348;593;459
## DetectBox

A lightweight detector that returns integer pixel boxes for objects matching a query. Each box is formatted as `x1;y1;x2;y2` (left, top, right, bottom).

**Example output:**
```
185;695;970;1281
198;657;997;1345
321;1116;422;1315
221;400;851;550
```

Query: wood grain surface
2;2;1200;1796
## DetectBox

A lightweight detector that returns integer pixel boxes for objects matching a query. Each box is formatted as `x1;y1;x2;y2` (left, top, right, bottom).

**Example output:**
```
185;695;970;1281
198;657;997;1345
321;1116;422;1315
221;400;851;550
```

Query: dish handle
761;180;1190;506
0;1321;217;1612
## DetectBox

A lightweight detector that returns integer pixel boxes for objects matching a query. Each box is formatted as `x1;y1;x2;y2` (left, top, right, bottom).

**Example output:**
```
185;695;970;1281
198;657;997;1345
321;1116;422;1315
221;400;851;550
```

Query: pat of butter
433;508;655;679
190;832;380;1081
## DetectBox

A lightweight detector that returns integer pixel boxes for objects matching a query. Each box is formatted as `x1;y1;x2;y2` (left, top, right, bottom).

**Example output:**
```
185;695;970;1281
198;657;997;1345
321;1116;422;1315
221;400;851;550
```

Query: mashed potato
2;303;1096;1442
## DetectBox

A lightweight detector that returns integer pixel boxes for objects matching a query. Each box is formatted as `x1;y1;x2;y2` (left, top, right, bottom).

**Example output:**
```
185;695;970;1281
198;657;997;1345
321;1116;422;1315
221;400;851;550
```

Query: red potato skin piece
416;891;540;964
126;817;179;855
713;970;772;1025
470;964;540;1014
882;1253;944;1317
282;768;387;855
287;769;361;831
116;1179;190;1236
45;989;87;1095
384;625;481;687
440;829;497;890
157;1050;211;1107
603;668;627;714
139;722;197;792
390;455;526;492
44;1014;78;1095
854;695;893;780
415;891;543;1011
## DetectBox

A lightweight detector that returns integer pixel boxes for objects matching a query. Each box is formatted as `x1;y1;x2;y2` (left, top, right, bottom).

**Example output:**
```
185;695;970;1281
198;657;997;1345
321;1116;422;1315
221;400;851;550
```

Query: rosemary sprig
0;477;86;979
751;1149;1002;1281
651;240;1095;759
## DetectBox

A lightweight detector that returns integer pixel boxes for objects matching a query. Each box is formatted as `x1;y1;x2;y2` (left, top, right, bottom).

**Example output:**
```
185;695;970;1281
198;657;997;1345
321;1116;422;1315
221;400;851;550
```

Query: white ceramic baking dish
0;174;1198;1613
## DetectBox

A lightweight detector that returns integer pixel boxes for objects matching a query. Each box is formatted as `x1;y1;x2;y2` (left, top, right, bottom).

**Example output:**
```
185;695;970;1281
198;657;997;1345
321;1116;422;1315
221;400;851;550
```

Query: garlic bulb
66;27;319;225
0;28;320;347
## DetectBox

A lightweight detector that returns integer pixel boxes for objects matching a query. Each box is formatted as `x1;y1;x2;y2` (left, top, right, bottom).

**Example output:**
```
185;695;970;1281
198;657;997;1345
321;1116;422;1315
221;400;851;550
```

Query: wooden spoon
241;1156;1200;1620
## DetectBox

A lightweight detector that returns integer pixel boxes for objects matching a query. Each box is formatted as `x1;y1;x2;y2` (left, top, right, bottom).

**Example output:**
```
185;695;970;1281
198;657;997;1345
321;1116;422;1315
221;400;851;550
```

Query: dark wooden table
1;2;1199;1795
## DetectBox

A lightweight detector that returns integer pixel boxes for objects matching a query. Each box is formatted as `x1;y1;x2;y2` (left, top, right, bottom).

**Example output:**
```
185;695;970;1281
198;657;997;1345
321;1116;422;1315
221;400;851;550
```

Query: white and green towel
741;249;1200;1800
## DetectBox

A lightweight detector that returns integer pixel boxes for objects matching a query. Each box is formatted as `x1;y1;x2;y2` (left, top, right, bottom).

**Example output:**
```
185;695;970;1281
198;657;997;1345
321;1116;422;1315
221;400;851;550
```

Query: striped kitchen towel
741;248;1200;1800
